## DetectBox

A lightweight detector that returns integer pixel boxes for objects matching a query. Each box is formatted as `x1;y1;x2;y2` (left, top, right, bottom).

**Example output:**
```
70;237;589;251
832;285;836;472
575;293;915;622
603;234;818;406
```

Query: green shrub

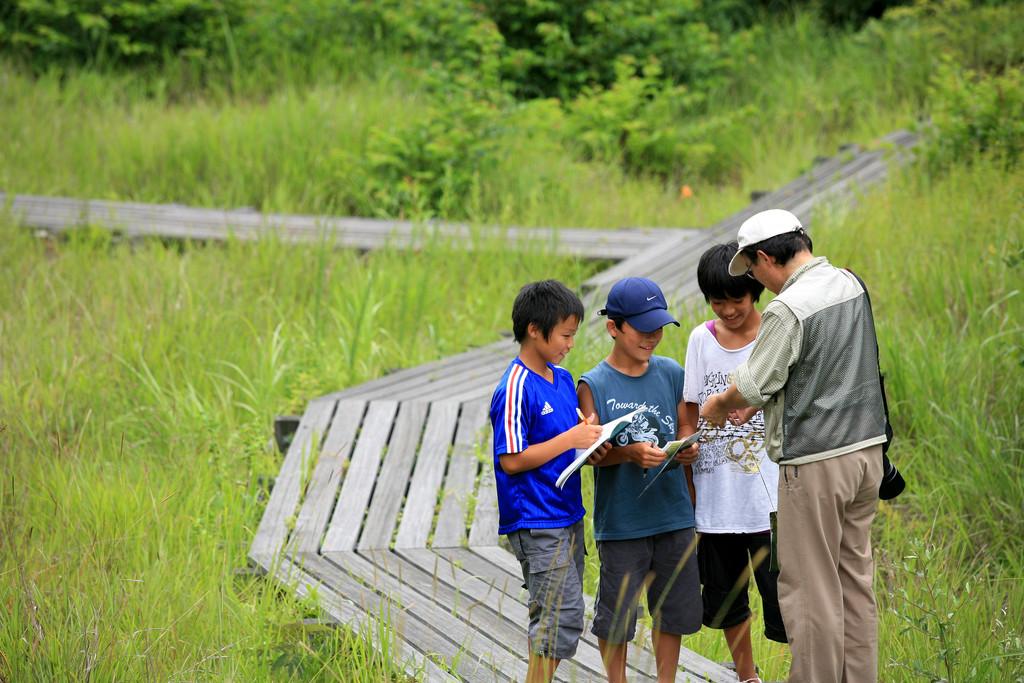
238;0;505;89
0;0;242;68
564;58;754;182
878;1;1024;74
242;0;756;102
482;0;754;100
338;73;508;219
925;60;1024;171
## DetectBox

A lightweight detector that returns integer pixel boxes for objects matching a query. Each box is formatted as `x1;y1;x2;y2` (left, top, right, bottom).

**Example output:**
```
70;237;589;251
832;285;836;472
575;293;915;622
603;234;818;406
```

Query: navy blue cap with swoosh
598;277;680;333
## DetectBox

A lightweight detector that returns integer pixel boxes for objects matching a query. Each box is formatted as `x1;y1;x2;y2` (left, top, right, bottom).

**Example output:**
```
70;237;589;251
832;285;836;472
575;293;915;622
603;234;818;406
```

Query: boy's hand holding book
627;442;670;469
672;442;700;466
555;407;643;488
568;412;604;450
574;409;610;464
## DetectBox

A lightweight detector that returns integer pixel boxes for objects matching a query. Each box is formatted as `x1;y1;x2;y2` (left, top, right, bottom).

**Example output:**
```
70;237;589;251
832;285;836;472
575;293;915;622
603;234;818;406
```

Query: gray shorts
592;528;702;643
506;521;586;660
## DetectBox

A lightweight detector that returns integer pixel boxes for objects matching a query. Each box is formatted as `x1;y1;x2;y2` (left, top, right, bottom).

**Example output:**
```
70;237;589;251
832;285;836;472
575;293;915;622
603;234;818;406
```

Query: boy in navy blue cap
577;277;702;683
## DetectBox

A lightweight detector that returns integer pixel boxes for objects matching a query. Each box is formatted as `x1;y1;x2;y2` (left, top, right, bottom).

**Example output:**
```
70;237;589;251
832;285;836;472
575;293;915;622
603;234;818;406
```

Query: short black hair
741;228;813;267
511;279;584;343
697;242;766;303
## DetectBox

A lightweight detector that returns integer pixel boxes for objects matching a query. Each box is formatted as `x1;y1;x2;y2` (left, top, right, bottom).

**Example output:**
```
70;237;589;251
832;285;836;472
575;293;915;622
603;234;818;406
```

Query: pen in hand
576;407;587;422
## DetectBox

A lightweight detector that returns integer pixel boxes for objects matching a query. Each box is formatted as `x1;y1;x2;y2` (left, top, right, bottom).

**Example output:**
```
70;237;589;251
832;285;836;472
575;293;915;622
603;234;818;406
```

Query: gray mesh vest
774;264;887;462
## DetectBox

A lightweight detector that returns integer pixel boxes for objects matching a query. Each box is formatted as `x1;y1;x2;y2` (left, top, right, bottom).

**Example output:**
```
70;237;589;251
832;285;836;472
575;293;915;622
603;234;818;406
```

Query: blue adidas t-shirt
490;357;585;535
580;355;695;541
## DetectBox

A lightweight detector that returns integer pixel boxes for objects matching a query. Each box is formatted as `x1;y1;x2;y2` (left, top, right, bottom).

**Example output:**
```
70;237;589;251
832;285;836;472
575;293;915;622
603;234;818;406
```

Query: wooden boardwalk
1;192;693;261
6;130;916;680
246;130;917;681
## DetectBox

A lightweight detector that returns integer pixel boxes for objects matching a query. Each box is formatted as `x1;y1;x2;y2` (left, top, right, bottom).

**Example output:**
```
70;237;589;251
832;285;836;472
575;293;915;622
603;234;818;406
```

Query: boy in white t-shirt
680;242;788;683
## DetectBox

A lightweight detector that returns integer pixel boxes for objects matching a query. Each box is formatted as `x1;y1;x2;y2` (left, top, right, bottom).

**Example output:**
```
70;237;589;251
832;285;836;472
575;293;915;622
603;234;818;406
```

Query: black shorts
698;532;788;643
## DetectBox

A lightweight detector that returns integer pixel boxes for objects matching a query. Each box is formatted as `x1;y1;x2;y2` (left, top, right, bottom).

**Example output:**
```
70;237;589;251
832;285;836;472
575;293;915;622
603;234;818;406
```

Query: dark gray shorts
507;521;586;660
592;528;702;643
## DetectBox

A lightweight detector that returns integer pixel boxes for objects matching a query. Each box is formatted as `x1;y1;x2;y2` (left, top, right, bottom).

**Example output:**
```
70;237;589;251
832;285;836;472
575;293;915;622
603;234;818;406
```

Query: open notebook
554;407;643;489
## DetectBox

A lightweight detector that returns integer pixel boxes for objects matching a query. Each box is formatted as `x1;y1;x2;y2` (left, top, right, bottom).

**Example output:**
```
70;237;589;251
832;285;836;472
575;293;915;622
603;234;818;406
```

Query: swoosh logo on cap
646;296;657;301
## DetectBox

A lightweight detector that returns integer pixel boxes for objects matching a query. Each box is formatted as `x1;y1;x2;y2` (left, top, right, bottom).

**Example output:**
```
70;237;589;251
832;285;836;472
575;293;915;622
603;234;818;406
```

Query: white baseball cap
728;209;805;276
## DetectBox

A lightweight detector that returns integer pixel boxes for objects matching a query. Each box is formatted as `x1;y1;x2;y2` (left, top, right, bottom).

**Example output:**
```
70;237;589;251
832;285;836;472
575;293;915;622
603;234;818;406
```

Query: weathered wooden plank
649;148;899;304
364;549;527;647
321;400;399;552
253;552;456;683
366;353;510;402
326;342;508;402
394;547;629;683
394;401;461;549
438;547;661;680
358;401;430;550
400;547;523;619
3;192;689;260
359;549;610;681
300;551;491;681
467;431;499;548
787;151;893;219
592;140;913;323
427;381;496;405
582;141;882;293
437;547;521;584
249;398;336;562
442;547;735;683
777;148;882;215
318;550;524;682
433;400;490;548
582;230;695;293
401;357;514;402
472;544;526;581
291;399;367;554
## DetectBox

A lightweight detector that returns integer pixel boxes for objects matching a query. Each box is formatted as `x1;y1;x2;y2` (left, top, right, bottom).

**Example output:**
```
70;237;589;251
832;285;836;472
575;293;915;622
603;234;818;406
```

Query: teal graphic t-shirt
579;356;695;541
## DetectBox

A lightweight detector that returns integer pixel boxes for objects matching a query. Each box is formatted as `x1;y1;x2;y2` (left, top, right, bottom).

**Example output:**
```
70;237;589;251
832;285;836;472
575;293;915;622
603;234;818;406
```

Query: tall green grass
0;61;767;228
2;5;975;228
0;221;596;680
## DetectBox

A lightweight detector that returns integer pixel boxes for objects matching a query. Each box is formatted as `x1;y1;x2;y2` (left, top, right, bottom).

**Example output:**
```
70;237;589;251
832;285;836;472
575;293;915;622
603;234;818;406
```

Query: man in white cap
700;209;887;683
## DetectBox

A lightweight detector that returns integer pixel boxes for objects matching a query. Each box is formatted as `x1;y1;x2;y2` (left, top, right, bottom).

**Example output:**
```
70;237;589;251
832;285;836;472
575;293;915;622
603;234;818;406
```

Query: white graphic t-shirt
683;322;779;533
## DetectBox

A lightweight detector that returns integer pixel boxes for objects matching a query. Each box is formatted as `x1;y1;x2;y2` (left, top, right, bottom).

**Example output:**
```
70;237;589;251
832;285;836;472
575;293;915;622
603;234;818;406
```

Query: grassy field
0;7;939;229
0;60;890;230
2;4;1023;681
0;221;601;681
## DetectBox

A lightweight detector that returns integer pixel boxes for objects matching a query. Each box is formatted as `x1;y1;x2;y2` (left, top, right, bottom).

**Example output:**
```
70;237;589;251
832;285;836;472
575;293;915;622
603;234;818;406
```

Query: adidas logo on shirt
541;401;554;415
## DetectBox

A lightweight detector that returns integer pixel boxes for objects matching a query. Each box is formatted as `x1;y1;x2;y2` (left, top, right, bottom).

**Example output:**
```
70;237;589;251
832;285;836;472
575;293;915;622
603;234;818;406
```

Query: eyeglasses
743;253;758;280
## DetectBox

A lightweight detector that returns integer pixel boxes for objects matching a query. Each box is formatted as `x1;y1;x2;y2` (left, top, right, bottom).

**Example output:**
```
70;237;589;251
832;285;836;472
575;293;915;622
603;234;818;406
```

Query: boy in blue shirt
577;277;702;683
490;279;606;683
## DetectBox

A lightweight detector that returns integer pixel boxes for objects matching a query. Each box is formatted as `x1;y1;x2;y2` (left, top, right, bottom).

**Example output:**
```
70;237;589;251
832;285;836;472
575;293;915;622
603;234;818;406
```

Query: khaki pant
777;446;882;683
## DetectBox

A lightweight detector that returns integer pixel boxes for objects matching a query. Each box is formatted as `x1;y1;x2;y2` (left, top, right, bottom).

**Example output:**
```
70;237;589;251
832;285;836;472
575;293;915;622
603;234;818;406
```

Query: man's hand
700;392;730;427
729;406;760;426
